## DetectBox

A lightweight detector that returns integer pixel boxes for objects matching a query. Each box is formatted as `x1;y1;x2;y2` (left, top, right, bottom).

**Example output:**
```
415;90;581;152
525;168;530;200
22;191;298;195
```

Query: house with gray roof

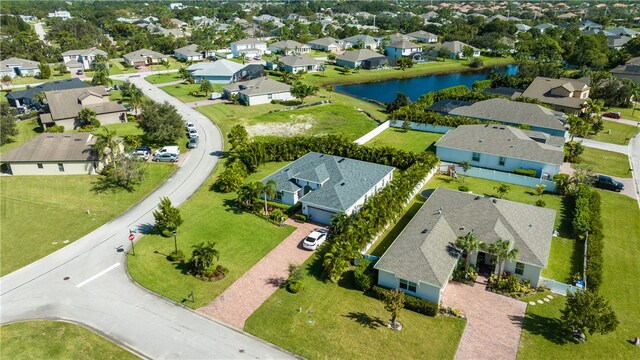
611;57;640;83
230;38;268;58
62;48;108;71
405;30;438;43
275;55;324;74
261;152;395;225
268;40;311;55
308;37;351;52
375;187;556;303
186;59;248;83
534;23;556;33
0;57;40;78
173;44;203;61
429;41;480;59
122;49;168;67
5;78;89;108
223;77;293;106
608;36;632;50
342;34;380;50
448;98;569;138
335;49;389;69
385;39;423;59
519;77;590;115
1;133;99;175
606;27;638;38
435;124;564;178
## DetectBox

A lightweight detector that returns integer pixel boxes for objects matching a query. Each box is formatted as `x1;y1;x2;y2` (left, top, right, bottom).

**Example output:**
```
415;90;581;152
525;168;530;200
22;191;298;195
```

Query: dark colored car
594;175;624;192
76;69;84;75
187;136;199;149
602;112;621;119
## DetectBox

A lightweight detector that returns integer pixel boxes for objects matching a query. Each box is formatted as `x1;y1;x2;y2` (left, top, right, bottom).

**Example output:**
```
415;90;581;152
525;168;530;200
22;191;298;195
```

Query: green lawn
8;66;71;85
365;128;443;153
127;161;295;309
0;117;41;154
518;191;640;359
245;251;465;360
108;60;136;75
589;119;638;145
95;122;143;136
146;73;183;84
159;83;224;102
1;87;27;104
0;163;175;275
0;321;136;360
604;106;640;122
572;147;631;178
541;237;583;283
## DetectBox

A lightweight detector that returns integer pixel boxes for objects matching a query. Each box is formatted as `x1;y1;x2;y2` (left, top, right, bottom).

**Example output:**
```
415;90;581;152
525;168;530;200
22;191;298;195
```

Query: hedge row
572;185;604;291
513;168;537;177
371;285;438;317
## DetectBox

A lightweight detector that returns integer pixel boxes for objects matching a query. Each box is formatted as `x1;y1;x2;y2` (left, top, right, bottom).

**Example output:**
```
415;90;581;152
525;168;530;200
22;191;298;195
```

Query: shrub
161;229;173;237
77;125;94;132
513;168;537;177
213;160;248;192
287;280;304;293
354;259;375;291
91;118;101;128
167;250;185;262
44;125;65;133
294;213;307;222
535;199;546;207
469;57;484;68
370;286;438;317
458;185;470;192
327;53;336;60
270;209;287;225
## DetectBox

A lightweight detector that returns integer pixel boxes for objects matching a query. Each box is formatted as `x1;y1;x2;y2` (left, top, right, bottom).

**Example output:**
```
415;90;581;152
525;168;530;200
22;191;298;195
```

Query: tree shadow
522;313;569;345
221;198;244;214
557;196;574;239
337;270;358;290
136;223;154;235
173;260;192;275
266;276;285;287
569;239;585;281
343;312;387;329
508;313;525;326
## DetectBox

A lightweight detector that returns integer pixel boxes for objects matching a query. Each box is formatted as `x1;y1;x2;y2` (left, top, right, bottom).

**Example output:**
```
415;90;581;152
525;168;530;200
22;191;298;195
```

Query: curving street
0;75;295;359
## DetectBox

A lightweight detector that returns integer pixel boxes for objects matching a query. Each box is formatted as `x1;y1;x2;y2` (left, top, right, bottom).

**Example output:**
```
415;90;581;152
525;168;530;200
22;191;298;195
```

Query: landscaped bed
571;147;631;178
364;128;443;153
0;321;136;360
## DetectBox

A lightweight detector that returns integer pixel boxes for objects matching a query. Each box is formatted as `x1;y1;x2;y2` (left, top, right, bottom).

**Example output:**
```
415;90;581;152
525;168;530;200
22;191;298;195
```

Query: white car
209;92;222;100
302;229;329;250
188;128;199;138
185;122;195;131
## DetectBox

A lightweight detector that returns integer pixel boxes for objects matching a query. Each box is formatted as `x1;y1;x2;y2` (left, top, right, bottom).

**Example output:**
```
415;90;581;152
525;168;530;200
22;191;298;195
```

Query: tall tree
92;154;146;192
383;288;405;330
138;100;184;144
261;179;277;214
397;57;414;70
38;60;51;79
290;81;318;103
462;45;475;59
129;85;143;119
91;61;112;86
199;79;214;97
386;92;411;113
78;107;98;127
228;124;249;150
93;128;119;165
0;103;19;145
455;233;484;275
485;239;519;275
560;290;618;341
153;197;183;235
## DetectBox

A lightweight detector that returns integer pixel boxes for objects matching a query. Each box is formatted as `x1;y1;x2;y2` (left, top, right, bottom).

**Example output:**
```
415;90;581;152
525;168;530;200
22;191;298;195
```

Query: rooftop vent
459;227;465;231
474;196;480;200
340;182;346;186
492;199;497;204
337;158;345;163
421;228;428;234
74;138;82;141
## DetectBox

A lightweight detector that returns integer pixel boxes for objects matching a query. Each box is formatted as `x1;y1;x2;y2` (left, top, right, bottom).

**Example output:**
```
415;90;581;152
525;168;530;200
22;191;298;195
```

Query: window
515;262;525;276
37;163;43;169
472;152;480;162
275;191;283;201
499;157;506;166
267;94;273;100
399;279;417;292
57;163;65;172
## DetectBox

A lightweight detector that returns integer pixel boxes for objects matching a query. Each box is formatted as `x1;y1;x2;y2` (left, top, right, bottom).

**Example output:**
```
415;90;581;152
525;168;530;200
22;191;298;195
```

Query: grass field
572;147;631;178
127;161;295;309
0;163;175;275
589;119;639;145
0;321;135;360
518;191;640;359
245;251;465;360
159;83;225;102
605;106;640;122
146;73;182;84
364;128;443;153
7;66;71;86
0;117;41;154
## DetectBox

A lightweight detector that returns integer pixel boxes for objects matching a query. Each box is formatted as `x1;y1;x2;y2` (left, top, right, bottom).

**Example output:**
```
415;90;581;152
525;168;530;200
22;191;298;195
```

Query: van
154;146;180;156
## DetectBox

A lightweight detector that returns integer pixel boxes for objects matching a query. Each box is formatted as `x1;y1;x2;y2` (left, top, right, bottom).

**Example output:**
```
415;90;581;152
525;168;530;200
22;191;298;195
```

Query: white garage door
307;206;336;225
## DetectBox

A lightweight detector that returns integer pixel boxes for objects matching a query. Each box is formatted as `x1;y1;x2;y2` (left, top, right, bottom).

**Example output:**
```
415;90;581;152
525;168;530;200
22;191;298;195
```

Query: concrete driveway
441;276;527;360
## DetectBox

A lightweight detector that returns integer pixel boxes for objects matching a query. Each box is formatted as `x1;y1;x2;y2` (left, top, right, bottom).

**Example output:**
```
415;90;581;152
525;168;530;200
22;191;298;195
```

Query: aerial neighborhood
0;1;639;360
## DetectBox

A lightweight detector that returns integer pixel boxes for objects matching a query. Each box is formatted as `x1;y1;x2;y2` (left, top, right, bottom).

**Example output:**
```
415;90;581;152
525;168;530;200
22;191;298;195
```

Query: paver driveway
198;219;325;329
441;275;527;360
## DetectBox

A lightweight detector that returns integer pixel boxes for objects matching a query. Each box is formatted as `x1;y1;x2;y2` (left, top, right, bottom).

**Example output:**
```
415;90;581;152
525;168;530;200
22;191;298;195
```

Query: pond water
335;64;519;103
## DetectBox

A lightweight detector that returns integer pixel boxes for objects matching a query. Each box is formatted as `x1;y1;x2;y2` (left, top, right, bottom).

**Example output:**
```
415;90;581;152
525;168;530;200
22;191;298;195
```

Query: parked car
187;136;199;149
124;105;132;112
603;112;621;119
154;145;180;156
245;55;252;60
593;175;624;192
209;92;222;100
185;122;195;131
188;128;199;139
253;55;261;60
153;152;179;162
134;65;142;70
76;69;84;75
130;146;152;160
302;229;329;250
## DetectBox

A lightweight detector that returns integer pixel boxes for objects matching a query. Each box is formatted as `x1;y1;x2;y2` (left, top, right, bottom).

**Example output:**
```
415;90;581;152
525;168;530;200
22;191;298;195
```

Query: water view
336;64;519;103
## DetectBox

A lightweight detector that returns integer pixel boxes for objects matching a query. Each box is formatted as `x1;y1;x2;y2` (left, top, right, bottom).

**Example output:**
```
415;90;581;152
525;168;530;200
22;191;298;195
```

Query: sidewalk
198;219;325;329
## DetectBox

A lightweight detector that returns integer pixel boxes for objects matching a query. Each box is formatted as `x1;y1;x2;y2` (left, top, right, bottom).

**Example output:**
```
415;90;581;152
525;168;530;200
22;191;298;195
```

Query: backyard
0;321;135;360
571;147;631;178
364;128;443;153
127;161;295;309
4;65;71;86
589;119;638;145
159;83;225;102
0;163;175;275
0;117;41;154
244;251;465;360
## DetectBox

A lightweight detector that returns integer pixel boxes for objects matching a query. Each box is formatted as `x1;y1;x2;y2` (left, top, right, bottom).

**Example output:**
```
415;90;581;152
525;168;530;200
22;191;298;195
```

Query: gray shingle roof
449;98;567;131
231;38;266;46
1;133;96;162
122;49;167;63
270;40;309;49
5;78;89;102
187;60;245;77
336;49;386;63
375;188;556;287
174;44;201;57
278;55;322;67
0;57;40;71
520;77;589;110
426;99;472;114
386;39;422;49
309;37;340;47
432;41;479;53
405;30;438;40
61;48;107;57
262;152;395;212
44;86;125;121
223;77;290;97
435;124;564;165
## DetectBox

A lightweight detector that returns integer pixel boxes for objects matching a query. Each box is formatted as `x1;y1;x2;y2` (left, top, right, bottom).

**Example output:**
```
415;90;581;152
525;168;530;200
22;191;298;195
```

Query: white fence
354;120;390;145
440;163;557;192
389;121;454;134
540;277;581;295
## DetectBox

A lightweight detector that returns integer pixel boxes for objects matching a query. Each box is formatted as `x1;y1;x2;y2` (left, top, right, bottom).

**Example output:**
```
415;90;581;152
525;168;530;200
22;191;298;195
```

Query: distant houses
62;48;108;71
405;30;438;43
0;57;41;78
611;57;640;83
430;41;480;59
5;78;89;108
268;40;311;55
186;60;264;84
342;34;379;50
230;38;268;58
309;37;351;52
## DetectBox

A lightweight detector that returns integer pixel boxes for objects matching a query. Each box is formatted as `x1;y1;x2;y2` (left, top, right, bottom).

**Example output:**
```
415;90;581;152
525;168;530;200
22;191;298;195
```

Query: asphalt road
0;75;295;359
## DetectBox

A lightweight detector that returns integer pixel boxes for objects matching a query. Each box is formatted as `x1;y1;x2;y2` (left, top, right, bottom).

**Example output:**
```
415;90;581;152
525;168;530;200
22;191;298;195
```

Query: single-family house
374;187;556;304
435;124;564;177
420;11;439;24
122;49;168;67
308;37;351;52
520;77;590;115
448;98;569;138
342;34;379;50
611;57;640;83
1;133;102;175
515;23;531;33
5;78;89;108
426;99;473;114
277;55;324;74
268;40;311;55
186;60;254;83
223;77;293;106
608;36;632;50
174;44;203;61
382;33;418;44
169;3;183;10
0;57;41;78
62;48;108;71
39;86;127;130
335;49;389;69
261;152;395;225
48;11;71;20
169;18;188;28
578;20;602;31
385;40;423;59
534;23;556;33
230;38;268;58
405;30;438;43
606;27;638;38
430;41;480;58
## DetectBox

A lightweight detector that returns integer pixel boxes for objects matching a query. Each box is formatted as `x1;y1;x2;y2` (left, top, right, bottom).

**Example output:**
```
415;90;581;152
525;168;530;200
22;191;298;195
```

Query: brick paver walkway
198;219;324;329
442;275;527;360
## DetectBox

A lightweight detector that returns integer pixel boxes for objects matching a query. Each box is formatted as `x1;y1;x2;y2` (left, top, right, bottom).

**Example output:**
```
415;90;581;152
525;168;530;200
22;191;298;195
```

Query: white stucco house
385;39;423;59
268;40;311;55
223;77;293;106
122;49;168;67
230;38;268;57
261;152;395;225
173;44;203;61
0;57;41;78
375;187;556;304
276;55;324;73
62;48;108;71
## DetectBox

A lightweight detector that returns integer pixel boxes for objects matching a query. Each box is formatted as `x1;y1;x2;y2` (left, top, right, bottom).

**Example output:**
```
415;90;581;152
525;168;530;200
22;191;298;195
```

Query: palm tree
261;180;277;214
129;86;143;119
632;83;640;116
190;241;220;275
94;128;119;168
485;239;519;275
455;233;484;275
199;79;214;98
78;107;97;127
